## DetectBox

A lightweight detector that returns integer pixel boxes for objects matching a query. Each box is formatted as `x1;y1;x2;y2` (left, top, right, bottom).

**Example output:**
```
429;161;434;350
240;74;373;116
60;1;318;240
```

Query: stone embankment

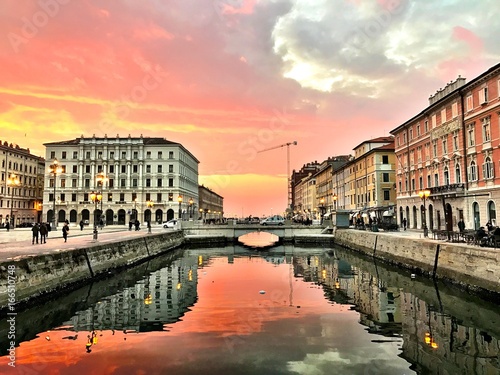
335;229;500;295
0;231;183;310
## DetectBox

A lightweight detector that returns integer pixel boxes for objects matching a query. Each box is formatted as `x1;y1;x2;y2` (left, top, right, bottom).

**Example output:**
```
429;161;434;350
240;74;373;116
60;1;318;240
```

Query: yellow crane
257;141;298;213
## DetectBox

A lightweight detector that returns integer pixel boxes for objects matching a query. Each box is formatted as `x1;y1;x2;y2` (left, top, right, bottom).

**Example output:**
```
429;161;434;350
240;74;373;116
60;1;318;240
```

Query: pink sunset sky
0;0;499;217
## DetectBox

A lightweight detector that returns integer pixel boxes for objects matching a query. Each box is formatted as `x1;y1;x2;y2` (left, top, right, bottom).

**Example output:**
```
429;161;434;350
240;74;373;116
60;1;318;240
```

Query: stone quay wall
0;231;184;310
334;229;500;294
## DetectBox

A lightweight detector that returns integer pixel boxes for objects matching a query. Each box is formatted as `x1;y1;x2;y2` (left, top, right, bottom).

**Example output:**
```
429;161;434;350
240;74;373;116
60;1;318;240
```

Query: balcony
429;183;465;198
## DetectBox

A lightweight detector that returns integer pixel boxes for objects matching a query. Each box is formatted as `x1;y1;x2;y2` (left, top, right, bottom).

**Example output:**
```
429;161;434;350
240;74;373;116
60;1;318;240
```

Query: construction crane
257;141;297;214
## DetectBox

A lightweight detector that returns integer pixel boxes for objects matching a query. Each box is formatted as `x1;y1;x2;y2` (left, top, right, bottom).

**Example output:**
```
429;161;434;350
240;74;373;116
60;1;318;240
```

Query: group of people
472;220;500;247
129;220;141;231
31;220;70;244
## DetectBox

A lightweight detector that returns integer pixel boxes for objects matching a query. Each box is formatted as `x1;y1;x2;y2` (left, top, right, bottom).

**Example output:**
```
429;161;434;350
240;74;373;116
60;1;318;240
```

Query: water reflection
0;246;499;374
238;231;279;249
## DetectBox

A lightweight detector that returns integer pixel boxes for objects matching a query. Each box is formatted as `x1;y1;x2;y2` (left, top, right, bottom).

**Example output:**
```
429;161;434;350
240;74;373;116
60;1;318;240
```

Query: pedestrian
134;220;140;231
129;221;133;231
5;222;10;231
32;223;40;244
402;218;407;231
457;218;465;233
39;222;48;244
62;220;70;242
486;221;494;232
80;220;84;231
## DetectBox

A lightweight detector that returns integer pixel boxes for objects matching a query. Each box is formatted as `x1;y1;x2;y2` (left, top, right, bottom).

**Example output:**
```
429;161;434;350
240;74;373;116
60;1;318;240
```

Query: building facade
43;135;199;227
0;141;44;227
198;185;224;223
390;63;500;231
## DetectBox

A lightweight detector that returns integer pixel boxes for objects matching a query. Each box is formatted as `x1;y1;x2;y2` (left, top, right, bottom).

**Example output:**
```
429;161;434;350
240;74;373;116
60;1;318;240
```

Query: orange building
390;63;500;232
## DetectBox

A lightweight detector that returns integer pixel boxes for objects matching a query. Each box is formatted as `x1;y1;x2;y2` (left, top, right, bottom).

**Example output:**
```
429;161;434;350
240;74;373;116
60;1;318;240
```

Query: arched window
469;161;477;181
455;163;461;183
444;166;450;185
483;157;494;179
488;201;497;226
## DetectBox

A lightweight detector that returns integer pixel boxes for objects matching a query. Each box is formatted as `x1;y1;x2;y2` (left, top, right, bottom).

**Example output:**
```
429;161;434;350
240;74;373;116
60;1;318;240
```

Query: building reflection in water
64;256;199;332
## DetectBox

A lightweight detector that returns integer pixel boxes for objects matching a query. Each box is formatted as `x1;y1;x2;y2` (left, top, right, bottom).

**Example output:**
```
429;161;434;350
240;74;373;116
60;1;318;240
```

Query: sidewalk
0;224;170;262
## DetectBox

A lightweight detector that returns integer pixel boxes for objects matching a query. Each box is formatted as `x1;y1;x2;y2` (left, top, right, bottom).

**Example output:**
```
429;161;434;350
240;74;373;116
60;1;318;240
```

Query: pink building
390;63;500;232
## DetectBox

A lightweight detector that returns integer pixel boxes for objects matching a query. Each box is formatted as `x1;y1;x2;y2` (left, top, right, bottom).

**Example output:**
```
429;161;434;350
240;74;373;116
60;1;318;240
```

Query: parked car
260;215;285;226
163;219;178;228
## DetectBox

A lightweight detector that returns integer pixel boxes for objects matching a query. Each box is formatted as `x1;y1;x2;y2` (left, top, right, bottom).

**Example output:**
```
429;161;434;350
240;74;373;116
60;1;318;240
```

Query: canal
1;242;499;374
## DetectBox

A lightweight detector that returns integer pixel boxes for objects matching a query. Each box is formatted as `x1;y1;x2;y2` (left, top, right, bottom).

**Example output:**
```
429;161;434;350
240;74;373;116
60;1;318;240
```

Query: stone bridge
182;223;333;245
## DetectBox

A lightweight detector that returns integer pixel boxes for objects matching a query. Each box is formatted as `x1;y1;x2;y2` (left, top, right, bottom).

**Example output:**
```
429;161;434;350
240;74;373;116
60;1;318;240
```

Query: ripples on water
1;243;499;374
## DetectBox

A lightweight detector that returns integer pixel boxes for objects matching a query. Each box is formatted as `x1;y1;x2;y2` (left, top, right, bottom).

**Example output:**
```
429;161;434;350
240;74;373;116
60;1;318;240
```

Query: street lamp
146;200;154;233
418;189;431;237
332;193;338;211
178;195;183;220
49;159;63;230
96;173;108;226
189;198;193;219
90;190;102;241
7;174;20;229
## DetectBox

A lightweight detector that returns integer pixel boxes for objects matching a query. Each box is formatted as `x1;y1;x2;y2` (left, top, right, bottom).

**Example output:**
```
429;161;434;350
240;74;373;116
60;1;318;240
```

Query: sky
1;0;499;217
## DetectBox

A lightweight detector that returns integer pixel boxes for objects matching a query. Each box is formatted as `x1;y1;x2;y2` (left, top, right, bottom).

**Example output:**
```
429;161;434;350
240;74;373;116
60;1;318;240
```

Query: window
72;179;77;187
169;164;174;172
424;120;428;132
482;117;491;142
86;151;91;159
453;132;459;151
431;114;436;128
441;108;446;124
133;151;138;159
411;178;415;191
108;193;112;202
158;151;163;159
157;193;162;202
158;165;162;173
85;165;90;173
109;165;114;173
61;179;66;188
120;193;125;202
132;178;138;187
146;151;151;159
60;193;65;202
121;151;126;159
382;155;389;164
483;157;494;179
427;175;431;188
444;166;450;185
133;165;138;173
479;87;488;104
50;151;55;159
146;193;151;201
419;176;423;189
383;173;389;182
73;151;78;159
97;151;102;159
469;161;477;181
168;193;173;201
146;178;151;187
110;151;114;159
466;95;473;111
409;128;413;140
168;178;174;187
61;151;67;159
434;173;439;187
455;163;461;183
442;138;447;155
109;179;114;188
84;178;90;188
416;124;420;136
169;151;174;159
468;124;475;147
432;141;437;158
72;165;77;173
72;193;77;202
157;178;162;187
121;165;126;173
452;102;458;118
120;179;126;187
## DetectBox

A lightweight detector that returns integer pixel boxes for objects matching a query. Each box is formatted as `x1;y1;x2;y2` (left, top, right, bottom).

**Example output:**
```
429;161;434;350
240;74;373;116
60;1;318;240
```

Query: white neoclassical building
43;135;199;228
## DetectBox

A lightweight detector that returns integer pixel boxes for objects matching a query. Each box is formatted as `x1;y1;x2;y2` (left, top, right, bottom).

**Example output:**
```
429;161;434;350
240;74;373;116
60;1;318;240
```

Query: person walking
32;223;40;244
80;220;84;231
402;218;407;231
39;222;48;244
458;218;465;233
5;222;10;231
62;220;70;242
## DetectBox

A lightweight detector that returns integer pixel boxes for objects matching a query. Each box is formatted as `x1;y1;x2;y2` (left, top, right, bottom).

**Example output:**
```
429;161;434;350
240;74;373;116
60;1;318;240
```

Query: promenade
0;224;169;262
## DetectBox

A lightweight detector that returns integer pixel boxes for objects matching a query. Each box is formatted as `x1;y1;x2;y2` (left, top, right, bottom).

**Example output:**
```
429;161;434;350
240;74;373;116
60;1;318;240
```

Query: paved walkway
0;224;171;262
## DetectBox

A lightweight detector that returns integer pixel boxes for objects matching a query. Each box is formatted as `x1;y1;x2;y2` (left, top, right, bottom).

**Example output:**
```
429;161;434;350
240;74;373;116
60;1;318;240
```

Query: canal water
1;241;499;374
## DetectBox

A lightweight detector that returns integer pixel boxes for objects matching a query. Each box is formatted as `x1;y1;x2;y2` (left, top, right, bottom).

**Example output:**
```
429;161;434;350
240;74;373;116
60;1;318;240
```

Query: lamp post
96;173;108;226
332;193;338;211
7;174;20;229
90;190;102;241
418;189;431;237
178;195;183;220
49;159;62;230
146;200;154;233
189;198;193;220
